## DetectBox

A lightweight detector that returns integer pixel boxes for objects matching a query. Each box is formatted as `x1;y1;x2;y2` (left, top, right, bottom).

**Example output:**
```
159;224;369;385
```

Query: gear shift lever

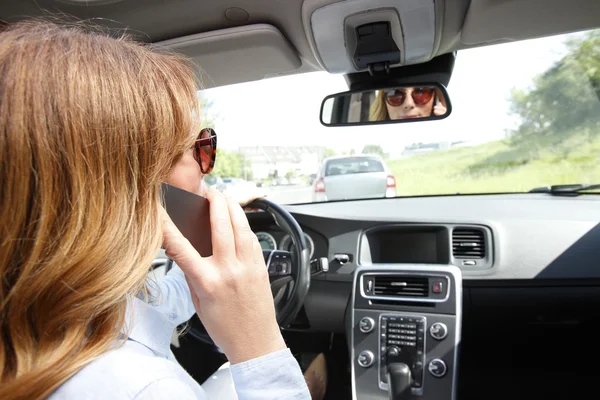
386;359;412;399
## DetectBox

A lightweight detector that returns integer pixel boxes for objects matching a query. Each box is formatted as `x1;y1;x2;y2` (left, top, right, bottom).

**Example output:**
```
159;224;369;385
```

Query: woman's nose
403;91;415;108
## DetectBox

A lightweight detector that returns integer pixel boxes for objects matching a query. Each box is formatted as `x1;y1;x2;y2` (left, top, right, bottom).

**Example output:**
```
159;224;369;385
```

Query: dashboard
251;193;600;282
246;193;600;399
248;193;600;400
246;192;600;335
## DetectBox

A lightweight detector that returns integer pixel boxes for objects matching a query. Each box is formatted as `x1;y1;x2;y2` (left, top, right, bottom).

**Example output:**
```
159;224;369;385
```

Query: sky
201;30;584;156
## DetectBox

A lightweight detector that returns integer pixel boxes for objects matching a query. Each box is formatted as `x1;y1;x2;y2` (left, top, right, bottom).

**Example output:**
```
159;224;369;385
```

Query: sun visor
461;0;600;46
156;24;302;88
304;0;438;74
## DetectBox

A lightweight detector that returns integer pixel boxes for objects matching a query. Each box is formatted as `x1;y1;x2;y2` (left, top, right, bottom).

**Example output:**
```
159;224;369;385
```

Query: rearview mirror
320;83;451;127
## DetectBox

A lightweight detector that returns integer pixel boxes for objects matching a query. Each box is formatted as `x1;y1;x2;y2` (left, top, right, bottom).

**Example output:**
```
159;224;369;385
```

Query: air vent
453;228;485;259
373;275;429;297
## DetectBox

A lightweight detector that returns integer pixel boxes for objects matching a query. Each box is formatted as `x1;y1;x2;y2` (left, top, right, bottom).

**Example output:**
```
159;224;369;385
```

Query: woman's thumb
160;207;188;258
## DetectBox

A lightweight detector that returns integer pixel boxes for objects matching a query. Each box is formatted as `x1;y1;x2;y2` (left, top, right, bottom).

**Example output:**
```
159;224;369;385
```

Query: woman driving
369;86;447;121
0;20;316;400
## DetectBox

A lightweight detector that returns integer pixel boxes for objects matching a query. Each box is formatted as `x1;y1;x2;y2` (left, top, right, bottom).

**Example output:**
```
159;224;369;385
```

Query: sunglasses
385;87;435;107
193;128;217;174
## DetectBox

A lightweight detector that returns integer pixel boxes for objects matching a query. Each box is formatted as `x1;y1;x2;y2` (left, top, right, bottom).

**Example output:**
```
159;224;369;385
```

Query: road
266;184;313;204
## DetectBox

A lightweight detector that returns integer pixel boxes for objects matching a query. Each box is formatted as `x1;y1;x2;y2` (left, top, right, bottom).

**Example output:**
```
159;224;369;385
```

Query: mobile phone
161;183;212;257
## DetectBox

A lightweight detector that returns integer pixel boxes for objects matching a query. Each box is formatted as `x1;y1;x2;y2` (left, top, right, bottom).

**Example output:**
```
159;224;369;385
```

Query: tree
508;30;600;144
209;149;251;179
318;147;336;163
323;148;336;157
567;30;600;102
361;144;386;157
197;92;220;129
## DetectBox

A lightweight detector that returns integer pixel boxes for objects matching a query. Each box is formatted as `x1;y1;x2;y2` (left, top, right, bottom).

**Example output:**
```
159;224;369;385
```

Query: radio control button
359;317;375;333
357;351;374;368
387;345;401;357
430;322;448;340
428;359;447;378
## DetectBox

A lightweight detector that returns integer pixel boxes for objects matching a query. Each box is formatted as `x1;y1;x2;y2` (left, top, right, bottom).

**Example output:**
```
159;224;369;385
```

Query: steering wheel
186;197;311;346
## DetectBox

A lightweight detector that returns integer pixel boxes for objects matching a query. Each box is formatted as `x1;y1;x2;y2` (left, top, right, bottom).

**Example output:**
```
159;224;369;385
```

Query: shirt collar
124;297;174;358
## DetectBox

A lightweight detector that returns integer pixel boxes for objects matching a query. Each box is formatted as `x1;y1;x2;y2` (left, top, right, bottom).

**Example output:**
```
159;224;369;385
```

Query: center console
350;265;462;400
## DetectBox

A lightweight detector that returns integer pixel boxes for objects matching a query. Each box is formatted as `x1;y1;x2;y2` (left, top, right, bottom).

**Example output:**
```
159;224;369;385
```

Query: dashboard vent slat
373;276;429;297
452;228;485;259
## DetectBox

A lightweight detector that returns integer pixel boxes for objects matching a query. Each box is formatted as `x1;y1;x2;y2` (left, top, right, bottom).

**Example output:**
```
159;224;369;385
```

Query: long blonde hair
0;20;200;399
369;90;389;121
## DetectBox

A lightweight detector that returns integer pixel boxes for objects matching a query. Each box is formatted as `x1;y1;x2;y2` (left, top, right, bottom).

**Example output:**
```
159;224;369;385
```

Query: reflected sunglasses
385;87;435;107
193;127;217;174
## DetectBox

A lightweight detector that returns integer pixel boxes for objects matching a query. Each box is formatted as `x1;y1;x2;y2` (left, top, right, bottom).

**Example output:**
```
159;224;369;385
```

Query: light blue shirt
49;263;310;399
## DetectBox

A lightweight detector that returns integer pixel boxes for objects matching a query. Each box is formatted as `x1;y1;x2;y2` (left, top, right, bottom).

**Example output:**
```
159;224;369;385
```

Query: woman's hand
228;186;267;207
433;103;447;116
161;188;285;364
201;176;266;206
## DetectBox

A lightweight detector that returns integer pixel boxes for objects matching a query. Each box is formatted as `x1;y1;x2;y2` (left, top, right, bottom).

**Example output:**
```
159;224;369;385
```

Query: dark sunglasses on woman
385;87;435;107
193;127;217;174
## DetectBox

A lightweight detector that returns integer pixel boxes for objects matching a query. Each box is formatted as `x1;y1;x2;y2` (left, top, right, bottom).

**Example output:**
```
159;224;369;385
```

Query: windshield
201;29;600;204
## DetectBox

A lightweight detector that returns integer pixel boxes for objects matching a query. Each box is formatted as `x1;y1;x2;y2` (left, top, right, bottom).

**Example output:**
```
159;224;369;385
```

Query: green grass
387;130;600;196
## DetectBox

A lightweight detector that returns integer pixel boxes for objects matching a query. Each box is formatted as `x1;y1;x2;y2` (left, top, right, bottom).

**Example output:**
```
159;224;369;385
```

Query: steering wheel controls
266;251;292;276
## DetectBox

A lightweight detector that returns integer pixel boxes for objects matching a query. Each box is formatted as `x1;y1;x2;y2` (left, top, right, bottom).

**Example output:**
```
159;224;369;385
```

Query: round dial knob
387;345;401;357
428;359;447;378
357;350;375;368
359;317;375;333
429;322;448;340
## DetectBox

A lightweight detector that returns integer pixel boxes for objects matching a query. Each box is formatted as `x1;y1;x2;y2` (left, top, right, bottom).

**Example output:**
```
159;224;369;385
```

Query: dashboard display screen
368;227;449;264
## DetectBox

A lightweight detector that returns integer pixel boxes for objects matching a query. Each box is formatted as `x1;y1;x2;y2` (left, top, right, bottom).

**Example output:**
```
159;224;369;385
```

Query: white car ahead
312;154;396;202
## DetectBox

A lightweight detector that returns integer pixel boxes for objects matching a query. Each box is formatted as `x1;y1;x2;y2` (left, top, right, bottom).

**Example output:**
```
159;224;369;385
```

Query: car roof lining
0;0;599;87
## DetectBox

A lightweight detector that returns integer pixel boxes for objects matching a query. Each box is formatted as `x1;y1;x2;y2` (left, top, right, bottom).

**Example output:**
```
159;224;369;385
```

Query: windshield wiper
529;183;600;196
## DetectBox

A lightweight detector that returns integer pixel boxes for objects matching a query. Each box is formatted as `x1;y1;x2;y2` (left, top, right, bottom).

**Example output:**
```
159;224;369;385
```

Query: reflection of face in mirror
320;84;451;126
370;87;447;121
